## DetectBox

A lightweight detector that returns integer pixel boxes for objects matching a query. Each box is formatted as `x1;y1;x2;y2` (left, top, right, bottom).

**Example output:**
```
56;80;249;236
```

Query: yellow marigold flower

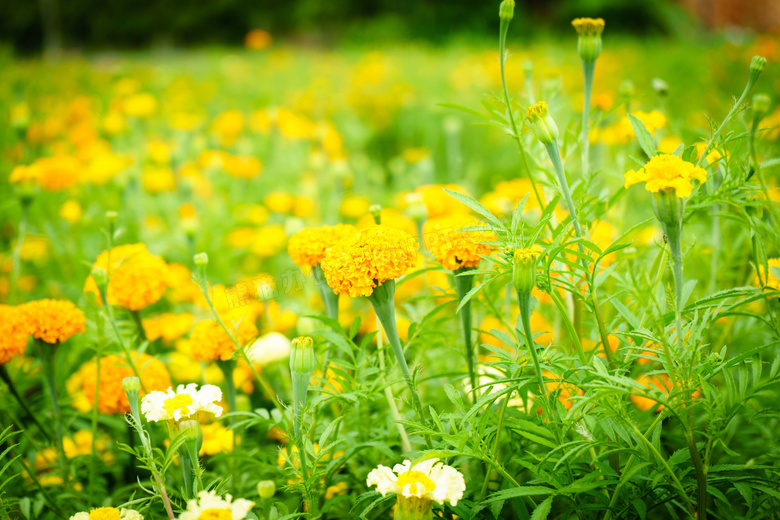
142;165;176;193
165;263;201;304
422;214;494;270
288;224;359;268
85;151;132;185
276;108;316;139
245;29;272;50
122;93;157;119
264;191;295;213
60;200;83;223
624;154;707;198
250;224;287;258
20;299;85;344
223;154;262;179
321;226;417;297
293;196;315;218
403;147;430;164
142;312;194;344
199;422;235;456
339;195;371;219
73;352;171;415
758;258;780;292
591;110;667;146
479;178;543;217
190;319;258;362
0;305;29;363
84;243;169;311
212;110;244;146
70;507;143;520
147;140;172;164
571;17;605;35
407;184;470;218
102;110;126;135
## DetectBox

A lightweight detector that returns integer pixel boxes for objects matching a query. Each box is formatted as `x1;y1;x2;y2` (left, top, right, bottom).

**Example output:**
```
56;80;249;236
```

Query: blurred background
0;0;778;55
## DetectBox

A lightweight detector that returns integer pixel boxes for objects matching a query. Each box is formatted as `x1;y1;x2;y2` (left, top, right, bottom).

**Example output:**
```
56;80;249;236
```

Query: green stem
454;268;477;403
665;221;685;355
179;444;194;499
0;365;52;442
218;359;238;420
314;264;339;387
377;315;413;453
130;309;147;342
37;339;68;482
686;431;708;520
580;60;595;175
9;200;30;304
367;280;431;448
544;141;614;365
517;291;553;422
549;290;586;364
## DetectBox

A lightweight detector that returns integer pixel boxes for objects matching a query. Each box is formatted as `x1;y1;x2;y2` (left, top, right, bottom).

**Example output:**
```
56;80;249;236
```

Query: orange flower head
190;319;258;362
21;299;86;344
288;224;359;268
0;305;29;363
423;214;494;270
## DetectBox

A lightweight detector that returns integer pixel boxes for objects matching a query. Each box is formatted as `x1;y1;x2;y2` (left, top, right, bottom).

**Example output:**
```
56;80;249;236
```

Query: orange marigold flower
142;312;194;344
0;305;29;363
84;243;169;310
21;299;86;344
76;353;171;414
288;224;358;268
624;154;707;198
320;226;417;297
190;319;258;362
422;214;494;270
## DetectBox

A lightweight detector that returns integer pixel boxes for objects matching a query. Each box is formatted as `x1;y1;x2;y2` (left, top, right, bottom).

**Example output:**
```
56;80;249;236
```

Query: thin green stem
454;269;477;403
376;315;413;453
580;60;595;175
37;339;68;482
0;365;52;442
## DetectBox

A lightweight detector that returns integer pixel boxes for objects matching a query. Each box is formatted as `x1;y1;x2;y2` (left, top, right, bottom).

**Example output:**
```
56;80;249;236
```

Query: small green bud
403;193;427;221
749;56;767;87
752;93;771;121
123;376;141;394
257;480;276;499
106;211;118;225
369;204;382;225
194;252;209;267
91;267;108;289
651;78;669;97
751;55;767;74
651;189;684;228
513;247;540;295
521;60;533;73
572;17;604;63
619;80;635;98
499;0;515;21
290;336;315;375
525;101;559;145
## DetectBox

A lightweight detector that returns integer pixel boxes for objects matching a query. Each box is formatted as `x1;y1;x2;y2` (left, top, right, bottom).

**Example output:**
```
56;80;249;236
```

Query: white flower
141;383;223;422
366;458;466;506
463;365;534;411
245;332;291;366
177;490;254;520
70;508;143;520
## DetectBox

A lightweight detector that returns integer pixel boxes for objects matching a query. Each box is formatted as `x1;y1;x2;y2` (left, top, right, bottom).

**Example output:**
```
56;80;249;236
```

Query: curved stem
0;364;52;442
37;339;68;483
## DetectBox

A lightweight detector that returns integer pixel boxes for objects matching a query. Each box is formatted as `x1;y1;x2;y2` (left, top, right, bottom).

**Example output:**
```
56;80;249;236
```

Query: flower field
1;6;780;520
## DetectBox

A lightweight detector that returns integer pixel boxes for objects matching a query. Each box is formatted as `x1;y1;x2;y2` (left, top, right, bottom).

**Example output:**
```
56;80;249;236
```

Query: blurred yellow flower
190;319;258;362
0;305;29;364
143;313;194;344
223;154;262;179
250;224;287;258
200;423;235;456
423;214;494;270
264;191;295;213
339;195;371;219
122;93;158;118
245;29;272;50
142;166;176;193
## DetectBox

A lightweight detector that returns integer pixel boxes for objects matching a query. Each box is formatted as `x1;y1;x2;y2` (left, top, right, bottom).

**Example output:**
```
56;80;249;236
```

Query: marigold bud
369;204;382;225
499;0;515;21
290;336;315;375
525;101;559;145
91;267;108;289
106;211;118;225
749;56;767;87
652;78;669;97
651;189;684;228
194;252;209;267
123;376;141;394
752;93;771;121
513;247;540;295
571;17;604;62
257;480;276;499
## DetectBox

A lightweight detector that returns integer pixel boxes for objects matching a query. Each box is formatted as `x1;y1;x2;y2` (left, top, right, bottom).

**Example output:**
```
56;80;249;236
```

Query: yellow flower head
21;299;86;344
142;312;194;344
624;154;707;198
409;184;471;219
526;101;549;121
571;17;605;35
288;224;359;268
69;507;143;520
422;214;494;270
84;243;169;310
0;305;29;363
71;352;171;414
190;319;258;362
122;93;157;119
320;226;417;297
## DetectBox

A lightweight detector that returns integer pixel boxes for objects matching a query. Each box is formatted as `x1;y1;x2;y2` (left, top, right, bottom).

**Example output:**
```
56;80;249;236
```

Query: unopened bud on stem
526;101;559;145
513;247;541;295
572;17;604;63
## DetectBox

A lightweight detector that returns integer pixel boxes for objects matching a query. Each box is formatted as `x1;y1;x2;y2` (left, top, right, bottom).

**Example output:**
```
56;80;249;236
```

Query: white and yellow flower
367;458;465;506
178;490;254;520
141;383;223;422
70;507;143;520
